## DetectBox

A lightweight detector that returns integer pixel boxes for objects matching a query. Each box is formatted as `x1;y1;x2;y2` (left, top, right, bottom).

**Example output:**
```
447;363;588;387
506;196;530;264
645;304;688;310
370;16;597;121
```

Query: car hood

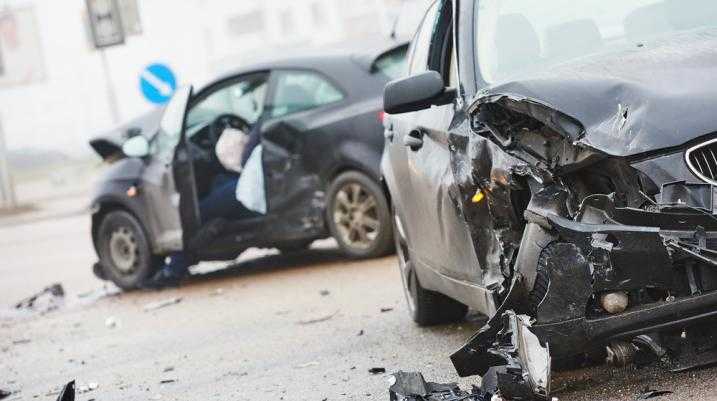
473;28;717;157
89;108;164;160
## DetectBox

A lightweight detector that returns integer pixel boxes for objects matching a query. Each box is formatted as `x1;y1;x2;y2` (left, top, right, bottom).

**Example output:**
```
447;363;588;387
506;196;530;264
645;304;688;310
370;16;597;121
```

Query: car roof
201;40;409;93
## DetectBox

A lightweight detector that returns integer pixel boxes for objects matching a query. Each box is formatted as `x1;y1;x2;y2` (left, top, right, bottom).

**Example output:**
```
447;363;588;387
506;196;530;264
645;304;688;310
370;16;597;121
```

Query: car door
393;0;480;282
140;87;200;252
260;68;347;231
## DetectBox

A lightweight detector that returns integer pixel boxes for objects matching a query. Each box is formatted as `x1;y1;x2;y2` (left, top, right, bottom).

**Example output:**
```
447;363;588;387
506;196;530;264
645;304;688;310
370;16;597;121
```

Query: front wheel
395;210;467;326
96;210;160;290
326;171;394;258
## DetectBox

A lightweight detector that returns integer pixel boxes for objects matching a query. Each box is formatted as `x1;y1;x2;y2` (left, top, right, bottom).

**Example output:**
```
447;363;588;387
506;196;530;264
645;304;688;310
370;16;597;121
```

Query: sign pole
0;115;17;209
100;48;120;124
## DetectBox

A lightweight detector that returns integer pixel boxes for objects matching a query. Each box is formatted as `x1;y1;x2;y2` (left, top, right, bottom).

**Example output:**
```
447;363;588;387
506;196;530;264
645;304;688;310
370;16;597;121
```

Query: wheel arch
91;196;156;254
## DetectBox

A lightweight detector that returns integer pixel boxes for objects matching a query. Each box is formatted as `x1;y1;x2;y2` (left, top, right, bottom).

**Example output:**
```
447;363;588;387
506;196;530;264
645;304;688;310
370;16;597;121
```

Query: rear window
372;45;409;80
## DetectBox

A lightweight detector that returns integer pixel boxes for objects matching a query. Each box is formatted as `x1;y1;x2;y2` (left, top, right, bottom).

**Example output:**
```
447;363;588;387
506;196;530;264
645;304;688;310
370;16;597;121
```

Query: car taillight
378;111;386;124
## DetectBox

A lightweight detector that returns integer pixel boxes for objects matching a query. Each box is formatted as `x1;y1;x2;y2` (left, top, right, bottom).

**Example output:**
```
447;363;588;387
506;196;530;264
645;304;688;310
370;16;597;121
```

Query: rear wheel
326;171;394;258
96;210;160;290
394;210;467;326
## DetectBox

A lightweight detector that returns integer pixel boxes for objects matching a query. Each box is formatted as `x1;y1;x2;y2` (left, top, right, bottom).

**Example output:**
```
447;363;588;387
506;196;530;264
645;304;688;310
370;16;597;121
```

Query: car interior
183;73;269;207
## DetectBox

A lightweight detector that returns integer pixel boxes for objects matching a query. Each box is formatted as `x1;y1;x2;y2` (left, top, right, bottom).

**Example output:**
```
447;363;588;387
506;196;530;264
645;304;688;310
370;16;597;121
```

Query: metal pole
0;115;17;209
100;48;120;124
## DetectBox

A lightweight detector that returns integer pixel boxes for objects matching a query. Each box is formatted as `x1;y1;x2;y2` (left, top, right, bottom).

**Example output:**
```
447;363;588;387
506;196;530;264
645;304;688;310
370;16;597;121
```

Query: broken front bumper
531;200;717;358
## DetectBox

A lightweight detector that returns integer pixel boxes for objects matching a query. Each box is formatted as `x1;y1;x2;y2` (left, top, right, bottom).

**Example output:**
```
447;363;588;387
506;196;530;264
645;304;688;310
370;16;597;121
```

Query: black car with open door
89;44;407;290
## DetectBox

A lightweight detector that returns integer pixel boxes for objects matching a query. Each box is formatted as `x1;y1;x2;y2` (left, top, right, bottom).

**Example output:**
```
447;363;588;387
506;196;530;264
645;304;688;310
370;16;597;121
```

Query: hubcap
108;226;139;274
333;183;380;250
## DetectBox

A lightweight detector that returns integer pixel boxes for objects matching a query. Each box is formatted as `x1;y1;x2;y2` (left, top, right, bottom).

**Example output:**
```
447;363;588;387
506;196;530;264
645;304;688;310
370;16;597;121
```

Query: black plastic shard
56;381;75;401
389;372;430;398
388;371;489;401
14;283;65;311
390;311;550;400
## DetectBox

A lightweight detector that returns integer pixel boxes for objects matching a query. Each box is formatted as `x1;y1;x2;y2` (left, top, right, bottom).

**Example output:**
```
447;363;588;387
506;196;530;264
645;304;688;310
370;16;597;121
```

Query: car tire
96;210;159;290
326;171;394;258
394;210;467;326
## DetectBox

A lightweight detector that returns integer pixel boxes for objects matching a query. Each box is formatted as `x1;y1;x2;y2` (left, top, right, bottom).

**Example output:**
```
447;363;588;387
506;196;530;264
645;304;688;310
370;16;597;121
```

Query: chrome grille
686;138;717;185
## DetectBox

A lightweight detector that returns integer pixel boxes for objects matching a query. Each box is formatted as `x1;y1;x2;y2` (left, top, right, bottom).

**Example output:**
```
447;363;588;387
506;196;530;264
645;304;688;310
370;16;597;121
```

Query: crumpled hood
474;29;717;157
89;108;164;160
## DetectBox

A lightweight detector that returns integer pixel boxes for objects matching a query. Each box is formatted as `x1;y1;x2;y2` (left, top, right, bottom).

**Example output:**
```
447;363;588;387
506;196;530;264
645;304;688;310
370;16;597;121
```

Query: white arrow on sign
140;69;174;97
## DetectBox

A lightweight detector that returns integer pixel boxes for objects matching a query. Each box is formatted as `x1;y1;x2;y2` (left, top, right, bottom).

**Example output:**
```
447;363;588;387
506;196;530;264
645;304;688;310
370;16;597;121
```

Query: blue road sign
139;63;177;104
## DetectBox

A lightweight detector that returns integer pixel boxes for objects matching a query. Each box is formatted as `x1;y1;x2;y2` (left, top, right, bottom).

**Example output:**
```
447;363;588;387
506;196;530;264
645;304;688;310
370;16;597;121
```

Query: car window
372;45;409;80
186;73;268;130
408;0;442;74
268;70;344;119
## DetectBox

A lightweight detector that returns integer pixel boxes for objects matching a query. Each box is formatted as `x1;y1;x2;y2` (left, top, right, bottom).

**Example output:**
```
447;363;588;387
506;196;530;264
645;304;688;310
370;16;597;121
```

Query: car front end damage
396;84;717;399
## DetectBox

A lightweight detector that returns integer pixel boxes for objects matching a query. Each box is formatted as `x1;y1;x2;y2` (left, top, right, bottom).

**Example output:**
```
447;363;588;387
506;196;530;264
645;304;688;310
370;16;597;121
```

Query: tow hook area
389;311;550;401
604;323;717;373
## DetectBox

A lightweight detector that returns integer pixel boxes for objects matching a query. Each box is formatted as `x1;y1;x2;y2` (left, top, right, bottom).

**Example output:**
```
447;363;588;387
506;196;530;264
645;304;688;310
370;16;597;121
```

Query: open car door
173;87;202;247
139;87;201;253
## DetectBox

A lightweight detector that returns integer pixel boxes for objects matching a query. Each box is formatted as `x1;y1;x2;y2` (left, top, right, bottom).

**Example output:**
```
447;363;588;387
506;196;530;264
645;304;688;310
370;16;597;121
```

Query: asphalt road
3;210;717;401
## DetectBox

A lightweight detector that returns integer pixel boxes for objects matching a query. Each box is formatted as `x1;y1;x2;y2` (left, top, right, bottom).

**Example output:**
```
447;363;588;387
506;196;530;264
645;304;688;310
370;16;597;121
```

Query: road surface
2;208;717;400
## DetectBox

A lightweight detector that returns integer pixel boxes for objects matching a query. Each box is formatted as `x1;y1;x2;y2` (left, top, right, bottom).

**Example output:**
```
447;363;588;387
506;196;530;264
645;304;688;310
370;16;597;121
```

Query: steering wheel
208;113;252;152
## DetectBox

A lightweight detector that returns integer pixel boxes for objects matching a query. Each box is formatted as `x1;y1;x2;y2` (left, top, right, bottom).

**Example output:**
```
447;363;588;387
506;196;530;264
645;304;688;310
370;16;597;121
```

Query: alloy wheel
333;183;381;250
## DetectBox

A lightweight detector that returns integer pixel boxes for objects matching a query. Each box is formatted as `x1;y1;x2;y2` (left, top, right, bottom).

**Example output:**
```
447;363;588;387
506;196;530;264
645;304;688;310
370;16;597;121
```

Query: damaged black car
383;0;717;398
89;45;407;289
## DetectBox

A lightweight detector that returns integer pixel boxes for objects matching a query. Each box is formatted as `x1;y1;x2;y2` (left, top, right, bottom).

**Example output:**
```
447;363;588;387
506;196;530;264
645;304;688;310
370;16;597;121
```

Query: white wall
0;0;426;156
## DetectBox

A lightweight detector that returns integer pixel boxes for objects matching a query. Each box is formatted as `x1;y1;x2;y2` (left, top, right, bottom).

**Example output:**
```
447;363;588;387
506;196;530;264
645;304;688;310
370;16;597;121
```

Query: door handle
403;129;424;151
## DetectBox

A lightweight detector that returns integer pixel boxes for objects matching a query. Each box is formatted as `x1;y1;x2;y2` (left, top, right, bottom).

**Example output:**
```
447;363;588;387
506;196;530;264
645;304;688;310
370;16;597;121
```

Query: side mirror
122;135;150;158
383;71;455;114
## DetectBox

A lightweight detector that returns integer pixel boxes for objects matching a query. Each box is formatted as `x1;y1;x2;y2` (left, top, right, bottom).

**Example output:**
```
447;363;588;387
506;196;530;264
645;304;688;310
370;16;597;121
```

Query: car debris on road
143;297;183;312
369;367;386;375
0;389;13;400
14;283;65;314
296;310;339;325
637;389;673;400
54;381;74;401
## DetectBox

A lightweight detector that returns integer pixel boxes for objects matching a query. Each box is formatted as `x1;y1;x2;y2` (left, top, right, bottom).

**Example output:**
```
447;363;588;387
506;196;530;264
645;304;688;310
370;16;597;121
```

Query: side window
268;70;344;119
408;0;441;75
186;73;269;129
372;45;409;80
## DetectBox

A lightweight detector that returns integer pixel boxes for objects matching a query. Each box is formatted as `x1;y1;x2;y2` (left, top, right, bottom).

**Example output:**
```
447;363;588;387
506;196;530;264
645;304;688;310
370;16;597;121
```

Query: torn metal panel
451;277;530;377
448;128;528;290
451;311;550;400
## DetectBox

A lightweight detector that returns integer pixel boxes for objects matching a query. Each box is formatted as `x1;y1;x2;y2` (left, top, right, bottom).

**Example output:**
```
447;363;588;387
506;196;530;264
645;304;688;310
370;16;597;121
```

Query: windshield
475;0;717;84
185;76;268;132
